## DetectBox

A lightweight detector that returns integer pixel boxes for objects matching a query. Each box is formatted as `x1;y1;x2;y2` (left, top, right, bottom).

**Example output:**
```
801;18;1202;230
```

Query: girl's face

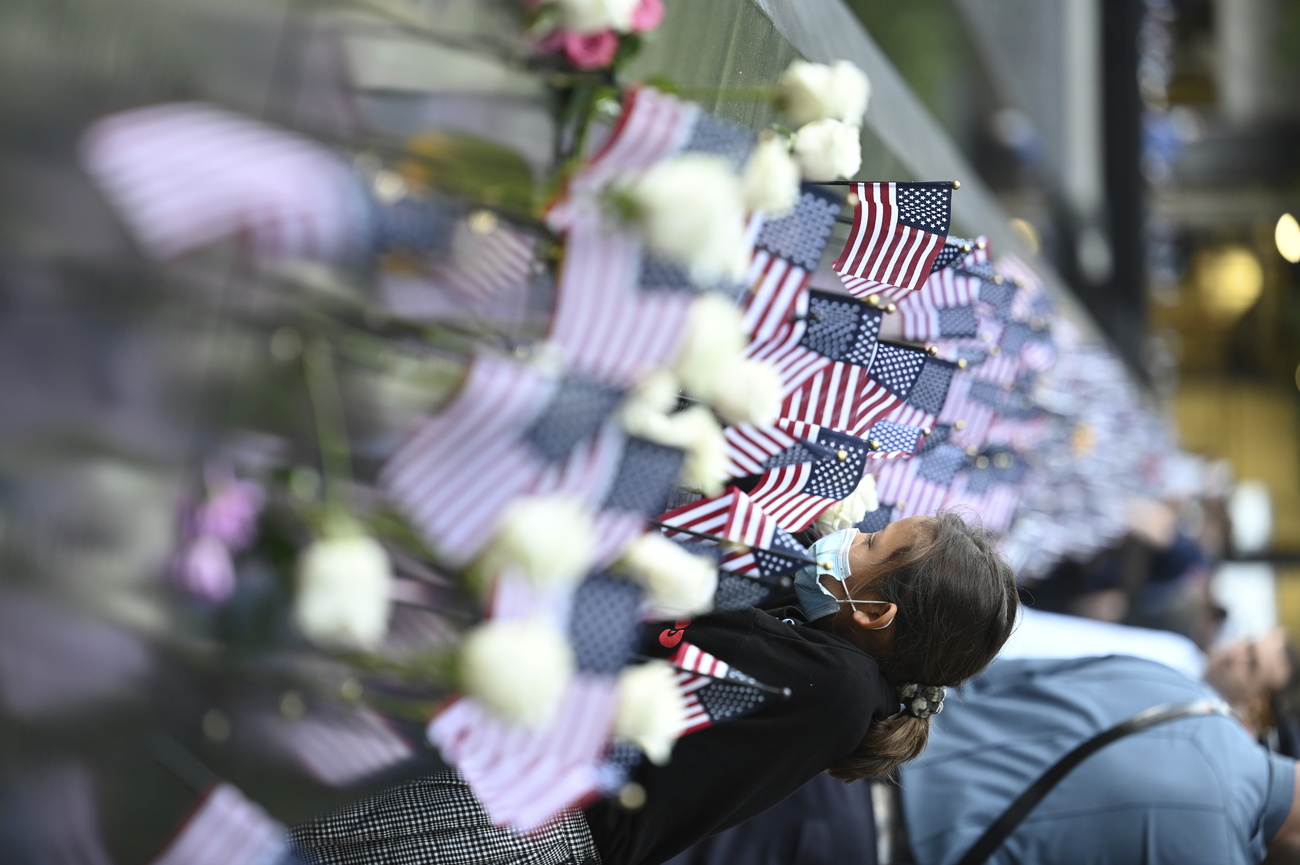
844;515;934;592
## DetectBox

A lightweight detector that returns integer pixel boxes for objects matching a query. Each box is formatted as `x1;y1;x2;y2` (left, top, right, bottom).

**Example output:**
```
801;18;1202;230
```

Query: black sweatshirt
584;607;897;865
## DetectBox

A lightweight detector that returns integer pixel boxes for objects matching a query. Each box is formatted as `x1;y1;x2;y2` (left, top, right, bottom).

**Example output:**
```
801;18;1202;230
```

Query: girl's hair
827;512;1018;781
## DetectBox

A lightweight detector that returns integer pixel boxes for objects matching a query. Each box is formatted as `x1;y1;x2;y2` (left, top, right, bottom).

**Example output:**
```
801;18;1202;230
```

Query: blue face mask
793;528;859;621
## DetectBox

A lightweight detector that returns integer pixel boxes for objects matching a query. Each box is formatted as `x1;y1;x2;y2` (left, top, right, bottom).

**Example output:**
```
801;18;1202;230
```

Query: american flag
943;452;1026;532
548;214;702;385
871;436;969;519
723;420;848;478
251;705;417;789
747;426;873;531
860;419;927;460
833;182;952;292
422;219;538;304
427;677;618;831
778;356;902;435
855;502;897;533
894;292;985;342
748;288;883;396
544;88;758;383
658;487;810;580
742;185;843;337
938;374;998;450
551;88;701;222
945;475;1021;533
878;346;957;430
929;235;976;272
834;273;915;304
669;641;778;736
81;103;361;262
773;339;940;438
150;783;294;865
568;573;644;675
380;356;625;566
589;436;688;564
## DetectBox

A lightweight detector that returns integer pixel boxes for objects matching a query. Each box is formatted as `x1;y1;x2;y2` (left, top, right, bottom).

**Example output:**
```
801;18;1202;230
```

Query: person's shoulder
990;654;1211;691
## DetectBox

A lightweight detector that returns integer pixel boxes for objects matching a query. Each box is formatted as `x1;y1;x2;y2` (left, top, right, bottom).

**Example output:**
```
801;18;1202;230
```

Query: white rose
623;154;752;286
629;369;682;415
294;535;393;649
460;618;575;728
813;473;879;534
779;59;871;126
614;662;688;764
671;294;747;397
792;119;862;181
704;357;783;426
663;407;730;495
618;370;682;440
477;494;596;588
617;532;718;618
554;0;639;33
742;136;801;217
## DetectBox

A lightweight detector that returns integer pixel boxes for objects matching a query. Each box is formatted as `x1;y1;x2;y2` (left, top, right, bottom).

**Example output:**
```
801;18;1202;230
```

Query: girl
292;513;1018;865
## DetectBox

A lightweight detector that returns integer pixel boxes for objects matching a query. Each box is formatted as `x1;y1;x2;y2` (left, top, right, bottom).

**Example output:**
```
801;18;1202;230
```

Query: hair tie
898;683;946;719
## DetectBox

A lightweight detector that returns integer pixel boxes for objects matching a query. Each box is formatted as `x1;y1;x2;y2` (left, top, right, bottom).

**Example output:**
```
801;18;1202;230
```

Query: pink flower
558;29;619;69
195;479;264;551
630;0;663;31
175;535;236;603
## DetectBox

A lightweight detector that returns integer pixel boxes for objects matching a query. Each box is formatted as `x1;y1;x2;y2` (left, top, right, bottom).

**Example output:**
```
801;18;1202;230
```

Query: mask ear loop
835;591;895;630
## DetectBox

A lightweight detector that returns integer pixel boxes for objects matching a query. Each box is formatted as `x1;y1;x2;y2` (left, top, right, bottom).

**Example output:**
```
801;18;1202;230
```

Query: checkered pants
290;771;602;865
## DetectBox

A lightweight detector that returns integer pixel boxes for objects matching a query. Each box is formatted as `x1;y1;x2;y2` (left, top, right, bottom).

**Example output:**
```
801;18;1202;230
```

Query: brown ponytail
827;511;1018;781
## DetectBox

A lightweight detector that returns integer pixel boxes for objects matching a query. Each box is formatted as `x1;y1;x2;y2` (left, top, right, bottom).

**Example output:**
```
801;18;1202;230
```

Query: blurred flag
929;235;976;272
81;103;361;262
390;219;538;310
150;783;295;865
427;677;617;831
742;185;844;343
561;86;754;206
938;375;998;450
590;436;688;563
860;419;927;460
251;706;417;789
548;214;701;385
944;461;1024;533
381;357;624;565
872;436;969;519
0;592;151;723
833;181;952;292
567;574;644;675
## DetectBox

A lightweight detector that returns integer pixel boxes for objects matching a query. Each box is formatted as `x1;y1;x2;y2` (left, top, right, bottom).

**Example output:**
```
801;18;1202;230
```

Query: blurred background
841;0;1300;641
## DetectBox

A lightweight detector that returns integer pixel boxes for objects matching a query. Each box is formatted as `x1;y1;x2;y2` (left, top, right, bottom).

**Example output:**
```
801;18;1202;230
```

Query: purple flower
195;480;264;551
174;535;236;603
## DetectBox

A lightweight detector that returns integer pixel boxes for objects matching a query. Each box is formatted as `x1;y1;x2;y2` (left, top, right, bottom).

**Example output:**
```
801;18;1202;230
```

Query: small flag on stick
833;182;953;292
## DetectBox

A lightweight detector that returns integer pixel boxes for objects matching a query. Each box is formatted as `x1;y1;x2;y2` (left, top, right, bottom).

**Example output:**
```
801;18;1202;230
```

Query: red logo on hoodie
658;620;691;648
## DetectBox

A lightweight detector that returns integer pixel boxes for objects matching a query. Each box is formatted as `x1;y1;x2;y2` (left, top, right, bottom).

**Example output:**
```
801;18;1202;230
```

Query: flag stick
637;655;793;698
149;733;219;795
717;566;795;589
650;520;814;565
814;180;961;189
